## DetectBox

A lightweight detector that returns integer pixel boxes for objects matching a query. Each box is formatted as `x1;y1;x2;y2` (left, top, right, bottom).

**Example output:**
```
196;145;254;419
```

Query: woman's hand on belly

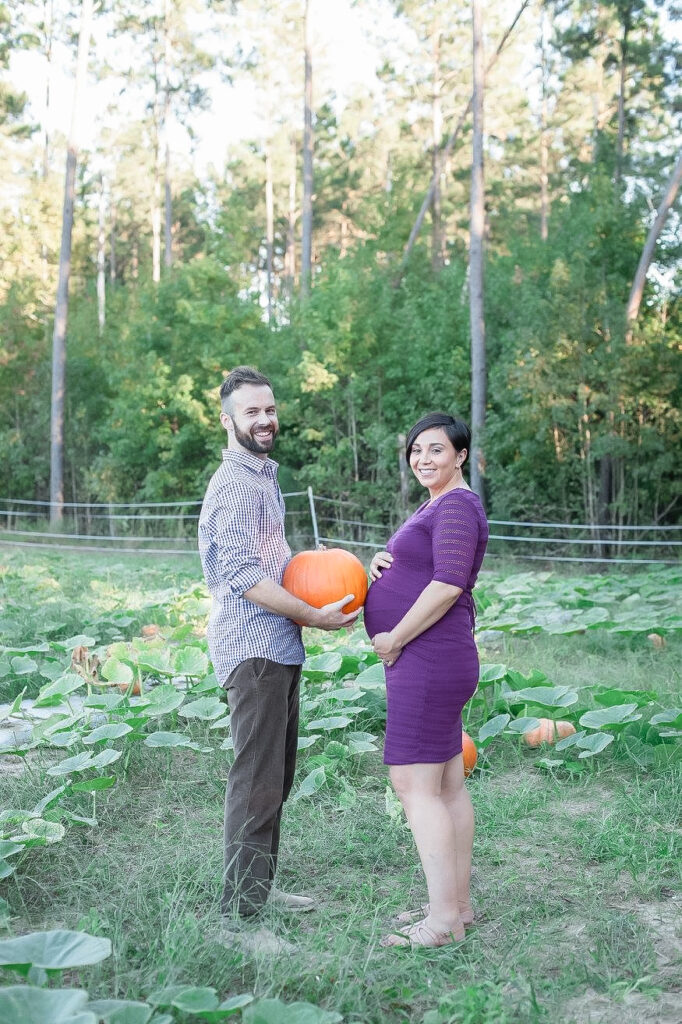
372;630;403;667
369;550;393;581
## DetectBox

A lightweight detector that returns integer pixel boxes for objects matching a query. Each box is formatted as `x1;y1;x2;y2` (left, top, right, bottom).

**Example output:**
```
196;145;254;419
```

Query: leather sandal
380;918;465;948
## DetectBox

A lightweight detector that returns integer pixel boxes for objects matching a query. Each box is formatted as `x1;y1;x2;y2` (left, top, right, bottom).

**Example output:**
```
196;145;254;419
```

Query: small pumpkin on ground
462;730;477;776
282;548;368;619
523;719;576;747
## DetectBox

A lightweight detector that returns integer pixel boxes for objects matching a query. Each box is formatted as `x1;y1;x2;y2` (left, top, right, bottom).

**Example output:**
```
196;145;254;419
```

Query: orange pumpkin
523;718;576;747
282;548;368;617
462;730;477;777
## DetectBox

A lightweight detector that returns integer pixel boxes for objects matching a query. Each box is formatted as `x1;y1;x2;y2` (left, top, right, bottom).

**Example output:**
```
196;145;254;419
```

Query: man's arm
213;481;357;631
244;578;359;631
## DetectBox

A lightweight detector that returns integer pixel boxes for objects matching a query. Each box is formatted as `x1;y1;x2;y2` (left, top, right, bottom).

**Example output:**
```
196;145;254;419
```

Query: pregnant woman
363;412;488;948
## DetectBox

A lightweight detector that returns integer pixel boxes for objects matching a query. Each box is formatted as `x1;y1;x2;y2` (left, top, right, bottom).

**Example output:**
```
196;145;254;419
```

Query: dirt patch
556;787;612;818
0;754;25;777
559;988;681;1024
632;899;682;983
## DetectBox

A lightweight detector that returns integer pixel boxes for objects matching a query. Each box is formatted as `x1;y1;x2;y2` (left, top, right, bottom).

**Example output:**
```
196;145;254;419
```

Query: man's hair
220;366;272;414
405;412;471;464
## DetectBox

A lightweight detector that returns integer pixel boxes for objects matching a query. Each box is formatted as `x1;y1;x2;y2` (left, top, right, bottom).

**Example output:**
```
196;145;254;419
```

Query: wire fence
0;491;680;566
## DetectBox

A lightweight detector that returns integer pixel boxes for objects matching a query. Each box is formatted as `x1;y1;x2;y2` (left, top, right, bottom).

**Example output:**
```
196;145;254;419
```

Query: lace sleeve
431;492;479;589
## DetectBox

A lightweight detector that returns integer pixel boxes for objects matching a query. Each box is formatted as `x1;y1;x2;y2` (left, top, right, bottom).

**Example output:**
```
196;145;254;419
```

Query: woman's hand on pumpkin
369;550;393;581
372;631;402;666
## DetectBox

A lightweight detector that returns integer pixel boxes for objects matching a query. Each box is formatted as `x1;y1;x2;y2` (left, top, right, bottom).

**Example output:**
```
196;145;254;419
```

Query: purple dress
363;489;489;765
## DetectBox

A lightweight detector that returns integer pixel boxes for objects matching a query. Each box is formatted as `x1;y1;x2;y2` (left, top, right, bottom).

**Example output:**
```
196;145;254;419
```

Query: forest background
0;0;680;534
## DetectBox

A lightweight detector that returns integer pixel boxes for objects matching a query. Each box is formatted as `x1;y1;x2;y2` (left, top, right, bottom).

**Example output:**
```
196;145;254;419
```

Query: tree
468;0;485;503
49;0;94;523
300;0;313;295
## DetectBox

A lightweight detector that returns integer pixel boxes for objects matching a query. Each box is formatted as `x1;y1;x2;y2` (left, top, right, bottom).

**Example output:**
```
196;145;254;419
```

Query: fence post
307;487;320;548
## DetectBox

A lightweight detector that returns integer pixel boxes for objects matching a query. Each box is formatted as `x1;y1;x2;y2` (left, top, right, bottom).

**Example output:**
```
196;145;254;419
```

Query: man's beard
233;421;277;454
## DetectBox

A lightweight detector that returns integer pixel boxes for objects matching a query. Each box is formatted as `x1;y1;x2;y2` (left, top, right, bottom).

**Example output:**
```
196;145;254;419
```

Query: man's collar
222;448;279;475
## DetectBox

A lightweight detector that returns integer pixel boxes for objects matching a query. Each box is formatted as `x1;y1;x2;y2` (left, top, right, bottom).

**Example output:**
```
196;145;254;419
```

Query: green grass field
0;549;680;1024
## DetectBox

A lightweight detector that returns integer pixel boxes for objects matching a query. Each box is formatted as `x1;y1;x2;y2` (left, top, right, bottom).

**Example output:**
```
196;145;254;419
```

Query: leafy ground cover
0;549;680;1023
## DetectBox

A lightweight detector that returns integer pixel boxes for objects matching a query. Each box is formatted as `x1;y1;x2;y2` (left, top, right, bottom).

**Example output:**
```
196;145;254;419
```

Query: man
199;365;357;927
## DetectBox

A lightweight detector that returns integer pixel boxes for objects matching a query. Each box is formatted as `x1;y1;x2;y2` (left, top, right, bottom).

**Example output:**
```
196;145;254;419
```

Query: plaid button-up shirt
198;447;305;682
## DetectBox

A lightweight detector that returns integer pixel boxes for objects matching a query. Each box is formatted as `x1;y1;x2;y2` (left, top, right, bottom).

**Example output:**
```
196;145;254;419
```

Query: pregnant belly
363;570;419;637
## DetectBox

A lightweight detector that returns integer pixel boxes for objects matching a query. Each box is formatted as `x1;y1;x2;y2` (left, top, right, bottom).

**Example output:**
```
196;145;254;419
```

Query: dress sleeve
431;492;479;589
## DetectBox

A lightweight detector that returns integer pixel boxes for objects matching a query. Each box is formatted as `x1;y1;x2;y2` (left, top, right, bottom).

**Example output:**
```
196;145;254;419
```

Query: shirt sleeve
213;481;266;596
431;492;479;589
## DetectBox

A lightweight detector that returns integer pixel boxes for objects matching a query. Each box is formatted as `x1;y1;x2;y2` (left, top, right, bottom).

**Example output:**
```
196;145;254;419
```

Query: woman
363;412;489;948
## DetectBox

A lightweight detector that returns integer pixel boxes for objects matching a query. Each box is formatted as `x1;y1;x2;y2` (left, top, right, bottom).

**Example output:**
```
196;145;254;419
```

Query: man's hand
369;550;393;581
372;630;403;666
310;594;359;631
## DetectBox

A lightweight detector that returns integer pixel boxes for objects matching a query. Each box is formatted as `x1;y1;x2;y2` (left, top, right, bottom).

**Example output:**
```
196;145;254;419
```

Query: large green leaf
650;708;682;729
35;674;85;706
478;663;507;685
0;930;111;973
100;660;134;686
90;749;122;768
144;732;193;748
144;686;185;717
10;655;38;676
21;819;65;844
243;998;342;1024
507;717;542;734
579;704;640;729
478;714;510;742
0;986;94;1024
134;650;173;676
354;662;385;689
303;652;343;676
576;733;614;757
86;1001;154;1024
171;987;219;1012
173;647;209;677
46;753;95;777
178;698;225;721
292;766;327;801
306;716;352;731
506;686;579;708
83;723;133;745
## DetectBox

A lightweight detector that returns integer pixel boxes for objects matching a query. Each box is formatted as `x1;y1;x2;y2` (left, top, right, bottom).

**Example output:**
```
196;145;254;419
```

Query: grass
1;549;681;1023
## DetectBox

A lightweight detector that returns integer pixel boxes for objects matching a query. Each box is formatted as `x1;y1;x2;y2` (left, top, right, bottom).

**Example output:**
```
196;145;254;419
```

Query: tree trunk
615;19;629;185
469;0;486;506
163;0;173;269
265;146;274;323
41;0;54;285
110;197;116;283
626;151;682;338
285;135;297;301
393;0;530;288
301;0;313;296
49;0;93;524
152;161;161;283
97;175;106;334
539;8;548;241
431;29;444;270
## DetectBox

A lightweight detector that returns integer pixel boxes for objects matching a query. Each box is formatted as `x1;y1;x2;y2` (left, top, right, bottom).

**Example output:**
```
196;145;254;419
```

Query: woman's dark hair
405;413;471;464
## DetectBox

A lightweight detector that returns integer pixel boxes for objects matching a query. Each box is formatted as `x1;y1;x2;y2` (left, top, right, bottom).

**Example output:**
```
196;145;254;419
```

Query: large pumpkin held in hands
462;730;477;777
523;718;576;747
282;548;368;618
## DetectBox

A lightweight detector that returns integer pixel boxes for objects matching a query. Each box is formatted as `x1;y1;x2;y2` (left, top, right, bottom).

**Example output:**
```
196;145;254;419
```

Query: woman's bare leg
441;752;474;922
387;761;464;941
395;752;474;925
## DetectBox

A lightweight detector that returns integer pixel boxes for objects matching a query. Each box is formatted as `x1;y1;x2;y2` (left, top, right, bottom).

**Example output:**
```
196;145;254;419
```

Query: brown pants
222;657;301;917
